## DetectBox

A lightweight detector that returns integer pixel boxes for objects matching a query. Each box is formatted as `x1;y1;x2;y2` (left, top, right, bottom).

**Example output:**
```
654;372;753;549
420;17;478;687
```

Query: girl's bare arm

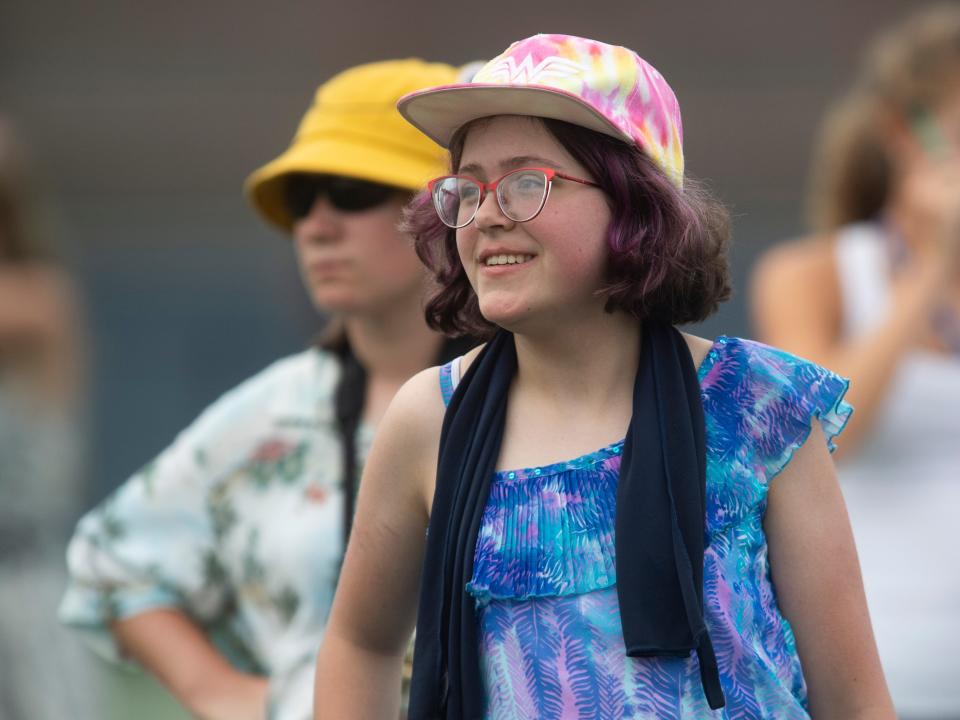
764;430;894;718
314;367;445;719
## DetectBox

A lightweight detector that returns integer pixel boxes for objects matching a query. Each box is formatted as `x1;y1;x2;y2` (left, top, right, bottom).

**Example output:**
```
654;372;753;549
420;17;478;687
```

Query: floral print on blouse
60;349;372;720
439;336;852;719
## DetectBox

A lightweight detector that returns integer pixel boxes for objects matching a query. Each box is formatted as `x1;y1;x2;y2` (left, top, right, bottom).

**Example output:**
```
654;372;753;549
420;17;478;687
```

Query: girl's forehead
462;115;550;148
459;116;574;170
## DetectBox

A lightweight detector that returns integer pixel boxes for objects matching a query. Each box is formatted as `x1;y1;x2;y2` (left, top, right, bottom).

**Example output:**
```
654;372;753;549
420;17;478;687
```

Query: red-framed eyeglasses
428;167;600;229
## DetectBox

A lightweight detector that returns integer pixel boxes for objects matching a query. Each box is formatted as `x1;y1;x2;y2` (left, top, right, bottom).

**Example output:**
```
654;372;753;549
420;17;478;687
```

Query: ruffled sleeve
731;338;853;482
58;357;307;665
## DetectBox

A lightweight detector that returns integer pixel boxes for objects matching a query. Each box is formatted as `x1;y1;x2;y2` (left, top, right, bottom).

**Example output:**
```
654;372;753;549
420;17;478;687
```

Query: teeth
484;254;532;266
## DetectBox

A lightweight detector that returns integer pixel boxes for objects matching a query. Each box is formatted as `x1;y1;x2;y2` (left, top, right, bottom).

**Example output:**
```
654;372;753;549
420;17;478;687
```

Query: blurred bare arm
314;368;442;719
764;429;894;718
113;609;268;720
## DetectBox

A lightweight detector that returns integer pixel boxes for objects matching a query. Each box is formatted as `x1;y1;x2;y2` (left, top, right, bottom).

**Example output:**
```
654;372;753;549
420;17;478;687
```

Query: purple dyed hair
402;117;731;339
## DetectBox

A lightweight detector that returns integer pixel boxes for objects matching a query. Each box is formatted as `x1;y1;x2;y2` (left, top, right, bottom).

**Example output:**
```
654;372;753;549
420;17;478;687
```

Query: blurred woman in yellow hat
60;59;472;720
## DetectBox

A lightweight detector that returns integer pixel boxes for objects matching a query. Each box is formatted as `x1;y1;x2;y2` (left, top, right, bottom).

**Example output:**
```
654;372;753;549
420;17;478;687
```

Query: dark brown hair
403;117;731;338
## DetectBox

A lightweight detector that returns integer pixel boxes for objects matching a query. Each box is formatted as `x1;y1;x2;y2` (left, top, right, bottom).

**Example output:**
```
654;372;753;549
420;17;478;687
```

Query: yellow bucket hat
245;59;459;233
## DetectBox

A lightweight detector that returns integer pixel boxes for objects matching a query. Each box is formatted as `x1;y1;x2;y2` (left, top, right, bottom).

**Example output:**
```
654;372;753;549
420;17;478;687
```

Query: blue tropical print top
438;336;852;719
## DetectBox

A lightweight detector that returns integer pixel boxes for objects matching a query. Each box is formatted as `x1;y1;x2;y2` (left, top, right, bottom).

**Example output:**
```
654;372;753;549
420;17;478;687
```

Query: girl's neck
491;312;640;472
513;311;641;412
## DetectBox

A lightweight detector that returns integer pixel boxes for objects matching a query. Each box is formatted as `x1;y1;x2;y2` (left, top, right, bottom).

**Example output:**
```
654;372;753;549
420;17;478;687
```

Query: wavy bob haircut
403;117;732;339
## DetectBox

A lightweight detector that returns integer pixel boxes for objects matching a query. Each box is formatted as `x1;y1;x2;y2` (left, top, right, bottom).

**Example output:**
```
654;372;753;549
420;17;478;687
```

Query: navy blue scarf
408;322;725;718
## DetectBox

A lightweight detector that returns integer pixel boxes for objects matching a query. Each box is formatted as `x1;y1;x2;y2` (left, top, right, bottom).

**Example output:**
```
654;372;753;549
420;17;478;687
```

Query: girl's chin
478;302;538;333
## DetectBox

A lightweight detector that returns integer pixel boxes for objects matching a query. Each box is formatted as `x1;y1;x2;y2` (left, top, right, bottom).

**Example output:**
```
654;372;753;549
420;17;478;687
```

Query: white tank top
834;222;960;715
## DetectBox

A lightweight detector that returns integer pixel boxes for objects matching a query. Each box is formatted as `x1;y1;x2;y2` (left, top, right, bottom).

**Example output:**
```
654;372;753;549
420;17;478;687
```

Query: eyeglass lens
433;169;549;228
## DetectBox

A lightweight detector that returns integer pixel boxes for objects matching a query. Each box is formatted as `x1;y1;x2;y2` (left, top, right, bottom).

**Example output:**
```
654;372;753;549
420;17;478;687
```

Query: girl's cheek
456;231;475;269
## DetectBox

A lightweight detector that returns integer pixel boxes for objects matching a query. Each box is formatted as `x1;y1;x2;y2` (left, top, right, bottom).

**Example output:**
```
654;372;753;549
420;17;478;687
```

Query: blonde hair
808;4;960;232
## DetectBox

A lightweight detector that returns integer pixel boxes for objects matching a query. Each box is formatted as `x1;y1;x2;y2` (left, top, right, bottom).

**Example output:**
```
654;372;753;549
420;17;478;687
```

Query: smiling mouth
483;253;535;267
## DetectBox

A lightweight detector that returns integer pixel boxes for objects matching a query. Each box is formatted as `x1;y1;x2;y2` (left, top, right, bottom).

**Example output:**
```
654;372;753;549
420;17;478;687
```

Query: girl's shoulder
438;344;485;406
679;331;715;373
380;362;452;450
366;365;453;508
452;344;485;376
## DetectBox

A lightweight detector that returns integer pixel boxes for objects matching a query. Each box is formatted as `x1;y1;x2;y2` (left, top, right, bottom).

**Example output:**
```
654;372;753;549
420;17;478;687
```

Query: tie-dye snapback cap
398;34;685;187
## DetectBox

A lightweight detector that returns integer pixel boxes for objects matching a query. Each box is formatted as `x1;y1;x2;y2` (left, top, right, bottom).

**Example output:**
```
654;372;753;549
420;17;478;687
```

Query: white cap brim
398;84;633;149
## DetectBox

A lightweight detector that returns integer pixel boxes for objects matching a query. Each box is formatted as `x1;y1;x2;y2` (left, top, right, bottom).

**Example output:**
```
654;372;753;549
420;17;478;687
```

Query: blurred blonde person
0;119;91;719
60;60;471;720
751;7;960;717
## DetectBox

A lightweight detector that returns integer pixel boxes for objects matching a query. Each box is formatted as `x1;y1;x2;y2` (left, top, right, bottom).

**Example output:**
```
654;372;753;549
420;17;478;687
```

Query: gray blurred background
0;0;921;502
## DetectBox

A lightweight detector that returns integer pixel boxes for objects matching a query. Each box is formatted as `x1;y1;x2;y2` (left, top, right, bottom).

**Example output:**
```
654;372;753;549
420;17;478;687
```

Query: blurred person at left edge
59;59;473;720
0;118;91;720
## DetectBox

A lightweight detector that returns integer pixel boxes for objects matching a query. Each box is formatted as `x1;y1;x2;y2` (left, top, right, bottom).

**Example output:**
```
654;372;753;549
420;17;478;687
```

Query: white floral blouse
60;348;372;720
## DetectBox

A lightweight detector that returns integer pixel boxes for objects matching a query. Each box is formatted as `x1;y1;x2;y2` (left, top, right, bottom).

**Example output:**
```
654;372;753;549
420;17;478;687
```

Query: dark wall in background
0;0;920;500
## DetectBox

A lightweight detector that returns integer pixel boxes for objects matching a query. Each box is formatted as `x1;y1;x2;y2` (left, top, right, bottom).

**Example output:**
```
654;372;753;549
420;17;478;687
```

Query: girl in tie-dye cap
314;35;893;719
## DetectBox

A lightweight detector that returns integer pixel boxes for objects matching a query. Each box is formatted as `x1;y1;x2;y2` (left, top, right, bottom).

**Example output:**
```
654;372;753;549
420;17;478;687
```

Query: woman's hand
112;609;269;720
189;669;269;720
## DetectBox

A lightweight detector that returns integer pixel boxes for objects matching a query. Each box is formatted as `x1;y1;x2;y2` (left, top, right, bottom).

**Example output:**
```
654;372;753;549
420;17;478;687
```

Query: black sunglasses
284;174;399;219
